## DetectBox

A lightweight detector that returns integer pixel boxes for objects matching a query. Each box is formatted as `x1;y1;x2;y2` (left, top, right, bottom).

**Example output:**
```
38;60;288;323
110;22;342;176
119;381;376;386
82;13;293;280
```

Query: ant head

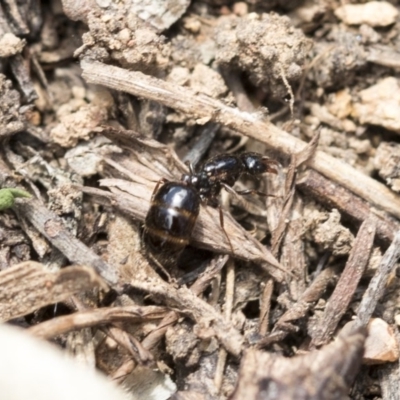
240;152;279;176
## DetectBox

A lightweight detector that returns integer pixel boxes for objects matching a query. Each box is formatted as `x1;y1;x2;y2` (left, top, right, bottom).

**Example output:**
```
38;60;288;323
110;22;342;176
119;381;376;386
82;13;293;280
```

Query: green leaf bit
0;188;31;211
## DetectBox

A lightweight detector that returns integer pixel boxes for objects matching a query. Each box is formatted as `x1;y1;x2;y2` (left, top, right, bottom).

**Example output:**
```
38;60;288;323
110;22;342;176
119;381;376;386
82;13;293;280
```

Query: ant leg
184;160;195;175
146;249;173;282
260;157;279;175
235;189;276;198
218;205;234;254
151;178;168;201
222;183;275;199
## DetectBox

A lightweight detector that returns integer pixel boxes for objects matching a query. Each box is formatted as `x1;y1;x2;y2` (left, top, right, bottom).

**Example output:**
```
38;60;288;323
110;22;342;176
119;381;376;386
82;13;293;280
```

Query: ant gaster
144;152;278;271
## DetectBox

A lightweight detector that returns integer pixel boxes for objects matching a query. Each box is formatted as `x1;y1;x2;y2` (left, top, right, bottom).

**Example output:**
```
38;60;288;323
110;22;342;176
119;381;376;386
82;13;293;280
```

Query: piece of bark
0;120;25;138
66;328;96;369
98;125;186;181
142;311;179;351
230;326;366;400
214;259;235;393
81;61;400;221
121;365;177;400
297;169;400;244
367;44;400;70
67;292;156;367
356;230;400;327
0;5;32;93
0;261;105;322
181;122;219;167
310;218;376;347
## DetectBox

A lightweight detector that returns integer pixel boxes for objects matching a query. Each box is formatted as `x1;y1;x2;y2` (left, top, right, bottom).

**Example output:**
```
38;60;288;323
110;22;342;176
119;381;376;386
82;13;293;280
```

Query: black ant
144;152;278;271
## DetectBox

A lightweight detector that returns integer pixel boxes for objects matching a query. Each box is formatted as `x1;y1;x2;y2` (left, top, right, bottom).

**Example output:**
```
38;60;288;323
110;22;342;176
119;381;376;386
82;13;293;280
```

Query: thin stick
28;306;167;339
259;279;274;335
356;230;400;327
215;259;235;392
81;61;400;220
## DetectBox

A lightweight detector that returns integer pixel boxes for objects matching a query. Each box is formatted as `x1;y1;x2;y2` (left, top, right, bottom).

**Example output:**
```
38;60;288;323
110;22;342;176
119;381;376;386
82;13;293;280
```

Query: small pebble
352;77;400;134
96;0;111;8
233;2;248;16
0;33;25;57
327;89;353;119
335;1;398;27
118;28;131;44
183;17;201;34
363;318;399;365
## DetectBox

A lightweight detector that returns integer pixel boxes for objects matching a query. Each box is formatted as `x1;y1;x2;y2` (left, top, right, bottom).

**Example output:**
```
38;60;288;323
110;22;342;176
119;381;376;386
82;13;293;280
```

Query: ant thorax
182;172;213;200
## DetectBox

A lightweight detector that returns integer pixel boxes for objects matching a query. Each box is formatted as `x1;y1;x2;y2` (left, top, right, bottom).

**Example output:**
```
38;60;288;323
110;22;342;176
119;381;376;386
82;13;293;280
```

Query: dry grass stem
29;305;167;339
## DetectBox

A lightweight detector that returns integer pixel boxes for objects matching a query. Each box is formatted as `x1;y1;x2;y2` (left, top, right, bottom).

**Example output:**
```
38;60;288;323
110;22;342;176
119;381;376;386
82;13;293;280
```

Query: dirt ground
1;0;400;399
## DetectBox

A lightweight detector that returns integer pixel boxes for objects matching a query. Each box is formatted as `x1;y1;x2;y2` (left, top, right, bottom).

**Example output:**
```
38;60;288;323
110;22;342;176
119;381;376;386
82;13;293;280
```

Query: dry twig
14;198;120;287
81;61;400;221
28;305;167;339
